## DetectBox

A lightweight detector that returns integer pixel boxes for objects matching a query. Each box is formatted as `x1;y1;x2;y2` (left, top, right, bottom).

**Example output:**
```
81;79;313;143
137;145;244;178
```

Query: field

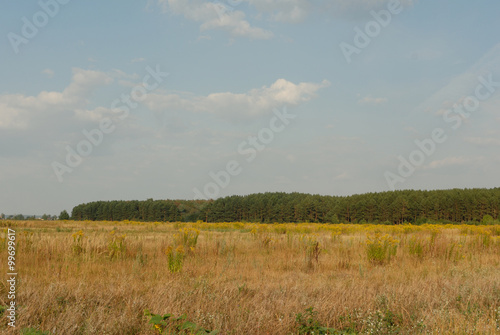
1;220;500;334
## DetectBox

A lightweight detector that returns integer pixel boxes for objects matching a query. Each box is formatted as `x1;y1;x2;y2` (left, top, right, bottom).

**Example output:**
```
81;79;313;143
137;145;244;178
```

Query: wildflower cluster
365;233;399;264
166;245;185;273
71;230;85;255
174;228;200;252
144;310;219;334
108;230;126;259
165;228;199;273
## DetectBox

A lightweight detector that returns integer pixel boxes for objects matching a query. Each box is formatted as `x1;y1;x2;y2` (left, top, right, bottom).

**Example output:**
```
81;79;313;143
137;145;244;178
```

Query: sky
1;0;500;215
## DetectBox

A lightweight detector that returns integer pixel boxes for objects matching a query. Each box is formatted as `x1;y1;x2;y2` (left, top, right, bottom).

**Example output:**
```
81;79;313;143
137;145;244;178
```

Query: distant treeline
71;188;500;224
71;199;184;222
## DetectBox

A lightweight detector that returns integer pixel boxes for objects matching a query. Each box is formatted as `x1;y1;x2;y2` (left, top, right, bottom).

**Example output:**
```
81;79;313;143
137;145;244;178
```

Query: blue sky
1;0;500;215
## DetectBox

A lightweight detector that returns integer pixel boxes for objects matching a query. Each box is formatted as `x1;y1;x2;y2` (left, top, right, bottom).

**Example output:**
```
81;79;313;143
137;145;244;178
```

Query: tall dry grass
0;220;500;334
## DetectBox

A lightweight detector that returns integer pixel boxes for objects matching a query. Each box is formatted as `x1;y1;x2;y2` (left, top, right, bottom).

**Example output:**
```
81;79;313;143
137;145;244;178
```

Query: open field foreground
1;221;500;334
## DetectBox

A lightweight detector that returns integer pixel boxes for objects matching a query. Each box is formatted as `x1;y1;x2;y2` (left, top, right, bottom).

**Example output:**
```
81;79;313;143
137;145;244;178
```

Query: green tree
59;210;70;220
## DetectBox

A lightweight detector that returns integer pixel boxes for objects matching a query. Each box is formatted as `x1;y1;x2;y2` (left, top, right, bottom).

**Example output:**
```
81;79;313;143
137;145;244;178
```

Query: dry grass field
1;220;500;334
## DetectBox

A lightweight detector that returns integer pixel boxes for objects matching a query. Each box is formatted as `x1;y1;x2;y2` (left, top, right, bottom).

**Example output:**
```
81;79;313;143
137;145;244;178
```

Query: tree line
71;199;183;222
70;188;500;224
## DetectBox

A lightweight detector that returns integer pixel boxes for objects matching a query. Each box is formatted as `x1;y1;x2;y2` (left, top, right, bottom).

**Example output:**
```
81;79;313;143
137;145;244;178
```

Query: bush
295;307;353;334
482;215;494;224
144;310;219;334
365;233;398;264
174;228;200;251
166;245;185;273
107;230;127;259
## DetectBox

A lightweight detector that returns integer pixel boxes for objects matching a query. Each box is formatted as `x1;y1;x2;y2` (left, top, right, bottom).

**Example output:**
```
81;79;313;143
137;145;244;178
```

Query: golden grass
1;220;500;334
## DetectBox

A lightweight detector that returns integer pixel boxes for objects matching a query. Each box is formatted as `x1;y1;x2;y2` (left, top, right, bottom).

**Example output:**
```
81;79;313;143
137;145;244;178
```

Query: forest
70;188;500;224
71;199;183;222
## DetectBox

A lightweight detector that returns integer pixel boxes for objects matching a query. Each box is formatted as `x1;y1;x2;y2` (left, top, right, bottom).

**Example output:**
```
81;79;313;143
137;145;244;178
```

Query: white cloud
74;107;122;123
111;69;141;88
42;68;55;78
322;0;415;19
246;0;414;23
145;78;330;120
245;0;310;23
0;68;113;129
157;0;415;38
358;95;388;105
158;0;273;39
0;103;30;129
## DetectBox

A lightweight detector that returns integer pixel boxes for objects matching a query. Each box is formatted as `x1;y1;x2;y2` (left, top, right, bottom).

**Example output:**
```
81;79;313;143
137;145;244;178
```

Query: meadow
1;220;500;334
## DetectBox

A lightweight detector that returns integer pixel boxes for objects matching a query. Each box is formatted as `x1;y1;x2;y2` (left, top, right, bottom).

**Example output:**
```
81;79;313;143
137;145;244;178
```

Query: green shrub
166;245;185;273
295;307;354;334
408;236;424;259
21;328;50;335
144;310;219;334
107;230;126;259
365;233;398;264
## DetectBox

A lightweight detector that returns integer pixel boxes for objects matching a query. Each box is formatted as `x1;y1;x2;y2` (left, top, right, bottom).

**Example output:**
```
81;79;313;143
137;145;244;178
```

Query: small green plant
134;248;148;267
337;308;404;334
295;307;342;335
300;235;321;270
144;310;219;334
494;306;500;331
445;242;464;262
479;231;492;248
174;228;200;251
365;233;398;264
107;230;126;259
21;328;50;335
71;230;85;255
166;245;185;273
429;227;441;245
237;283;250;295
305;241;321;269
408;236;424;259
362;309;402;334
